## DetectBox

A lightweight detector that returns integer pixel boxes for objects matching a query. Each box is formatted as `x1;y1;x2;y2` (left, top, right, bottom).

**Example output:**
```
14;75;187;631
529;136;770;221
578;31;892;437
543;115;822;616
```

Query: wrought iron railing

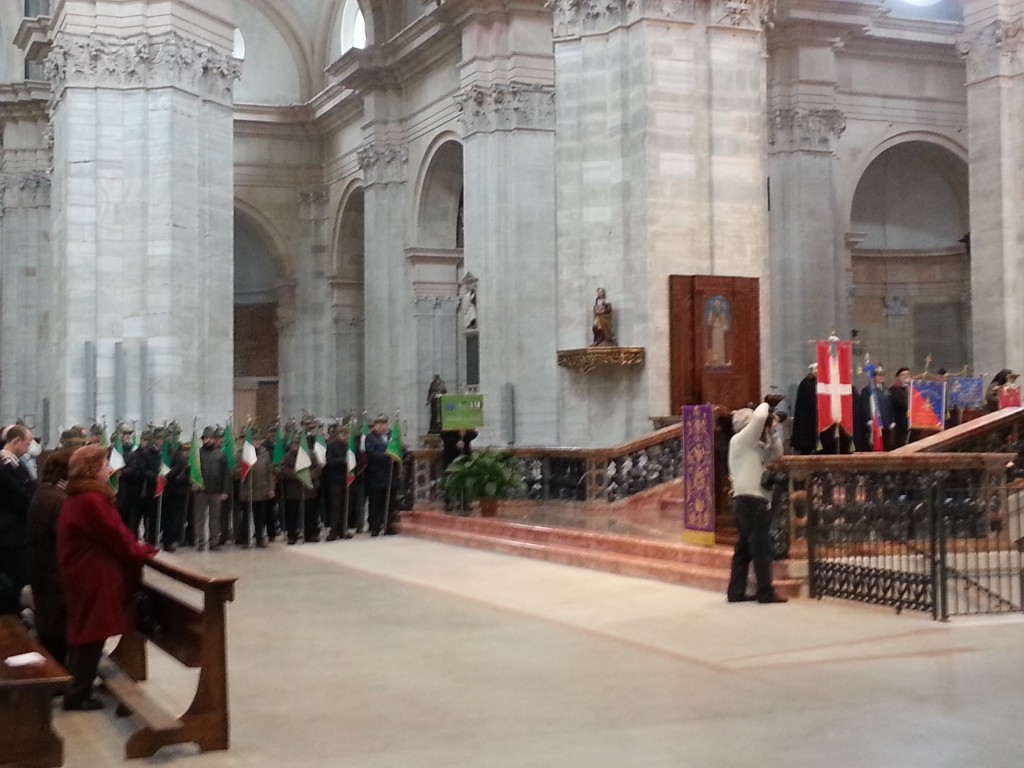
777;453;1022;620
404;424;683;507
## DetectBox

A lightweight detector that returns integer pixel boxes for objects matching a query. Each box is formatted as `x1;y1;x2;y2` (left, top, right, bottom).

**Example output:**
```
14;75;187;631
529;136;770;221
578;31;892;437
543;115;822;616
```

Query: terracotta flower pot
478;498;499;518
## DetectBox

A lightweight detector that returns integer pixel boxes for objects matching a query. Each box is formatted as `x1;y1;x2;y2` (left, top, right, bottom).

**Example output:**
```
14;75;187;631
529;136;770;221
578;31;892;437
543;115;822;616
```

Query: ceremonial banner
909;379;946;430
947;375;985;409
815;339;854;435
441;394;485;430
681;405;715;547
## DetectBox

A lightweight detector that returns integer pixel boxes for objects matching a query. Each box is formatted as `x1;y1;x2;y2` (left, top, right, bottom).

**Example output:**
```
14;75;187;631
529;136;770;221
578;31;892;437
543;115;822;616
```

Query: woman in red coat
57;444;157;710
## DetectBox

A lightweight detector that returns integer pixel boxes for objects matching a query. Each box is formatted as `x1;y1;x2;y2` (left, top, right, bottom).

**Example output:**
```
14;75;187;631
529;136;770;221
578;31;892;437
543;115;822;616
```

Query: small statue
426;374;447;433
591;287;616;347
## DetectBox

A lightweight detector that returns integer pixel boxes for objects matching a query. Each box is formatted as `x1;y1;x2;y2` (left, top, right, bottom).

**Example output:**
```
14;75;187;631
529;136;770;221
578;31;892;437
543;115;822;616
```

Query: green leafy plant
443;449;525;504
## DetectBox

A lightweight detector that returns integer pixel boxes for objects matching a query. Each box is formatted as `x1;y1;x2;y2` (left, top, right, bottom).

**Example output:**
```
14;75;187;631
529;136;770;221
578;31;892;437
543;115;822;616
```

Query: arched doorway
848;140;970;373
411;139;467;435
234;210;282;428
332;186;366;417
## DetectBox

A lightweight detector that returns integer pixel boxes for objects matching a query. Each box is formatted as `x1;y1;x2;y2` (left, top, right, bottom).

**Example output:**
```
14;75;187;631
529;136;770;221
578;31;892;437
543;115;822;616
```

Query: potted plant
442;449;525;516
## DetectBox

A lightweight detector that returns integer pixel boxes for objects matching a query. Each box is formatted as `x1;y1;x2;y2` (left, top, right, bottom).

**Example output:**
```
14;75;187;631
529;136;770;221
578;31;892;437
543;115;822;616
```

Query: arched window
340;0;366;54
233;27;245;60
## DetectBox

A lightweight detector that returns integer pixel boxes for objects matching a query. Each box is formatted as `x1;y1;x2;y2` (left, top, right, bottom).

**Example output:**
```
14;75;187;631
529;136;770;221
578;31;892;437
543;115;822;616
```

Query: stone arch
416;136;464;249
333;181;365;281
847;137;971;375
234;202;290;427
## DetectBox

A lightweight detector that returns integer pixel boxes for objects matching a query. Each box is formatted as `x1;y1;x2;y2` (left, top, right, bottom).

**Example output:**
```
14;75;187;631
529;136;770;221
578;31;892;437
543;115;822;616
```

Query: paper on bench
4;651;46;667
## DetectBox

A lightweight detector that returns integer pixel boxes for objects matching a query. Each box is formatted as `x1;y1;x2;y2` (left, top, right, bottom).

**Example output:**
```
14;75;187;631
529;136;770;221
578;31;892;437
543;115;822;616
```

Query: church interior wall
234;1;308;104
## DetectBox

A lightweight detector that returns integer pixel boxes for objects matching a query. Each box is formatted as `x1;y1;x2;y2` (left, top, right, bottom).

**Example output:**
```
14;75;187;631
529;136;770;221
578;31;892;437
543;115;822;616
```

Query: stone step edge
401;523;804;596
403;511;739;567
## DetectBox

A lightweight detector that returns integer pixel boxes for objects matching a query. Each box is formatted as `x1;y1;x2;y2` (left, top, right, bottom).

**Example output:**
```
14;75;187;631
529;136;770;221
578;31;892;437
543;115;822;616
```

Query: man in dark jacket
192;426;229;551
0;424;38;613
365;415;399;536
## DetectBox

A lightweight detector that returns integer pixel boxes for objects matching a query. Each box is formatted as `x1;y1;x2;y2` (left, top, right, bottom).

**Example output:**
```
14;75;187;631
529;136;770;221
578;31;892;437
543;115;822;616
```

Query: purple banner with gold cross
681;404;716;547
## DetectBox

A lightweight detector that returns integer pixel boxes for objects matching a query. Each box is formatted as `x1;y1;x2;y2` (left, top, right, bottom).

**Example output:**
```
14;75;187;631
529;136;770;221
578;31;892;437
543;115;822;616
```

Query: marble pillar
962;0;1024;373
552;0;770;444
43;1;238;438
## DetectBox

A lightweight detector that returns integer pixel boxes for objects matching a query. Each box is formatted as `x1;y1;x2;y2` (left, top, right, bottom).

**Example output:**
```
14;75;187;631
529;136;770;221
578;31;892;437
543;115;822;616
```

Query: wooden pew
99;555;236;759
0;614;72;768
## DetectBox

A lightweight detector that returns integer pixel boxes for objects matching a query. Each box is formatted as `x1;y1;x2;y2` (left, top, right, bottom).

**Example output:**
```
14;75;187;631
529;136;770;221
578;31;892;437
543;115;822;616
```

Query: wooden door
669;275;760;413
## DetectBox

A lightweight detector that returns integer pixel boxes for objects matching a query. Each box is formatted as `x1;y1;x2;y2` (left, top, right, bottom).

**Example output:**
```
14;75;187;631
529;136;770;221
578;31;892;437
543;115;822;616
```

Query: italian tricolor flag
155;439;171;497
240;426;257;482
346;425;357;486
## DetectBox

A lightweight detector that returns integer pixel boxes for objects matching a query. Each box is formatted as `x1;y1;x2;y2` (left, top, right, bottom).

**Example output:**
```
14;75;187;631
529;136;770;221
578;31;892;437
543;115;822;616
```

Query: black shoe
326;533;338;542
209;544;222;552
757;593;789;604
371;530;381;537
287;536;298;545
64;697;104;711
256;538;269;549
385;527;399;536
727;594;757;603
163;543;177;553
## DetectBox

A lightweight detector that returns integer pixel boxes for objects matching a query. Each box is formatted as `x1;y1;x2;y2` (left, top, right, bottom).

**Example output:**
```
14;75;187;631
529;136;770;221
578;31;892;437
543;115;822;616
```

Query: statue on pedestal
591;287;616;347
426;374;447;434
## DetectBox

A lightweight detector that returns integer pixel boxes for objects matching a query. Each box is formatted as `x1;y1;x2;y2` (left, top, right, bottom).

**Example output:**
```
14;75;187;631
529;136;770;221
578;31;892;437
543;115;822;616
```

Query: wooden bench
0;614;72;768
99;556;236;759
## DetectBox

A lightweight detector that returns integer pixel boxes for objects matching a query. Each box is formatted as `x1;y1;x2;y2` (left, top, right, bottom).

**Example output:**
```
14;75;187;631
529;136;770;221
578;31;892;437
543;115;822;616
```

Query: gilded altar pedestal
557;346;645;374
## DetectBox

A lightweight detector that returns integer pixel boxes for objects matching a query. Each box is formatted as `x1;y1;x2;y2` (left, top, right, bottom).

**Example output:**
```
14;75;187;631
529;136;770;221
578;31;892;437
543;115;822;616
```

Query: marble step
400;511;803;596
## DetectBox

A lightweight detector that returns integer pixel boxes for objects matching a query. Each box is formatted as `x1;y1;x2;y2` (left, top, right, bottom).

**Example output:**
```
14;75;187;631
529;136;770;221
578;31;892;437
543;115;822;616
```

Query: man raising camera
726;401;788;604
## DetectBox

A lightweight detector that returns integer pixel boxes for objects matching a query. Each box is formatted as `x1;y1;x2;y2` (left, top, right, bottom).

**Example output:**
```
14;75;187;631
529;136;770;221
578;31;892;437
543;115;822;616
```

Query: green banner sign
441;394;484;430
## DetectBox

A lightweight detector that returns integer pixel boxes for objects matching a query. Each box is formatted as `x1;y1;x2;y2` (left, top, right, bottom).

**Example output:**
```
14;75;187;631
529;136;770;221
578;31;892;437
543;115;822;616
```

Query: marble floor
51;536;1024;768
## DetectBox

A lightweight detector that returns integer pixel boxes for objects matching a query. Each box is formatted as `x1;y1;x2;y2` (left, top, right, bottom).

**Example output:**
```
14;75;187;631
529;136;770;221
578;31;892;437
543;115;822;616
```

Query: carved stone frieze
455;82;555;137
356;142;409;185
549;0;696;37
0;170;51;211
712;0;775;30
44;31;241;106
958;21;1024;83
768;108;846;153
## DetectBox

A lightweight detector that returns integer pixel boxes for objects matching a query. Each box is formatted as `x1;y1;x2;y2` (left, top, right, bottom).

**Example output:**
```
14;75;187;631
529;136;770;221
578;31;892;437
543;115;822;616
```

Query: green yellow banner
441;394;484;430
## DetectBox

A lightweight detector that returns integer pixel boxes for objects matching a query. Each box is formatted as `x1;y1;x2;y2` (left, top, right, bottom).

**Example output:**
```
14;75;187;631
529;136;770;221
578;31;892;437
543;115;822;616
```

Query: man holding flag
815;336;855;454
324;423;355;541
365;413;401;536
191;426;229;552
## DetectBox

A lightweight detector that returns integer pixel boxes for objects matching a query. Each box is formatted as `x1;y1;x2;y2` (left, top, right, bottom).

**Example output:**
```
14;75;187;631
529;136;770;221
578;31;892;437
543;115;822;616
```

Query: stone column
43;1;238;435
767;104;846;390
456;9;559;446
413;296;460;437
358;141;412;419
961;0;1024;371
330;278;364;420
552;0;770;444
281;184;333;417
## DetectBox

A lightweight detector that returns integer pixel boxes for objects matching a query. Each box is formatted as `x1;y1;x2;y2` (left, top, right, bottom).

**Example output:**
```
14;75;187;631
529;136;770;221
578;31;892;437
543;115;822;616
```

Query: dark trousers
325;481;349;536
727;495;776;601
162;496;187;547
366;488;391;534
65;640;104;705
250;499;273;542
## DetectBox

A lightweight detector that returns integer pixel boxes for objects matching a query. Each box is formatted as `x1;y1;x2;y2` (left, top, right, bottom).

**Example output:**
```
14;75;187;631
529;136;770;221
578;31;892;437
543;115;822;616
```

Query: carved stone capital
455;82;555;137
0;171;51;210
768;108;846;153
549;0;696;37
712;0;774;30
44;32;241;106
356;142;409;185
959;21;1024;83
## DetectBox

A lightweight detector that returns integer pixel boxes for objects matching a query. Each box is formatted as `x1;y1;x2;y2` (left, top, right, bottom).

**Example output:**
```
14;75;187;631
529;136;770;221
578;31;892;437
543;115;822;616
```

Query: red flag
816;339;854;435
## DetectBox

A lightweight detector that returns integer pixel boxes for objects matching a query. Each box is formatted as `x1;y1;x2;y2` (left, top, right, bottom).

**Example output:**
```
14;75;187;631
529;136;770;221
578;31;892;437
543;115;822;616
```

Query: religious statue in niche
591;287;616;347
704;295;731;367
426;374;447;434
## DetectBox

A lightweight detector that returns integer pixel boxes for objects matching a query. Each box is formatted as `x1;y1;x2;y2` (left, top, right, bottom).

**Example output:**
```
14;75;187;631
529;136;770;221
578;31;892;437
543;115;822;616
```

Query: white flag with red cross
816;338;854;435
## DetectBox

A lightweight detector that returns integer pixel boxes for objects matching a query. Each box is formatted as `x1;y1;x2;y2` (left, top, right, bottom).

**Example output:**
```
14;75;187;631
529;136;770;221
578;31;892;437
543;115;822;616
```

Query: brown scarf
65;478;117;502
